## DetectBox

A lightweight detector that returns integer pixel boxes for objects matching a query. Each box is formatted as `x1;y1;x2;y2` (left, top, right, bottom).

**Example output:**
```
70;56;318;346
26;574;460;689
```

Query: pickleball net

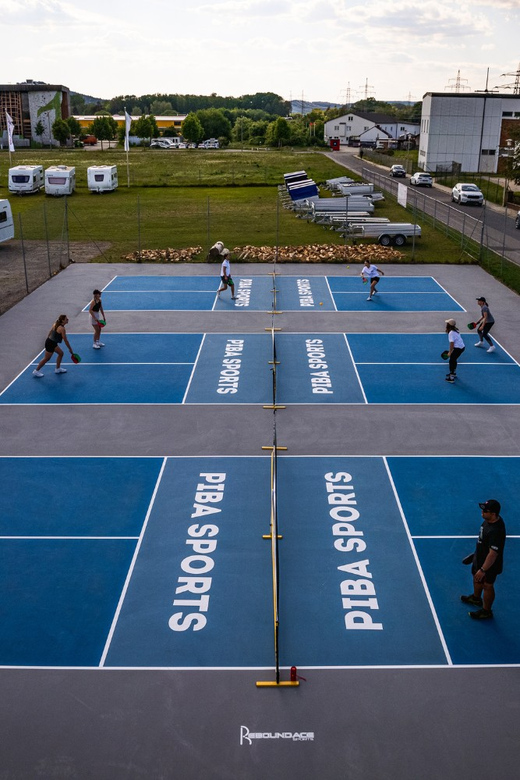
256;255;298;688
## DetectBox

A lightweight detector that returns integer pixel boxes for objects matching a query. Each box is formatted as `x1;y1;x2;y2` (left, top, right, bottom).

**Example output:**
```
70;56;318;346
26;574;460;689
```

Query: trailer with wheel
341;222;421;246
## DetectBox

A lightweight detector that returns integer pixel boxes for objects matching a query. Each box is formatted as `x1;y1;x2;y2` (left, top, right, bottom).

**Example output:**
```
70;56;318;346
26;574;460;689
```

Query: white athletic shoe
32;369;44;377
96;341;105;347
55;367;67;374
474;341;485;347
487;345;496;353
93;343;101;349
367;296;372;301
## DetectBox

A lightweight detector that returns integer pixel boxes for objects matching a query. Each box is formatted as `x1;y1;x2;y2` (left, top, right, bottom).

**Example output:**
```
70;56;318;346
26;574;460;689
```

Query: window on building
364;126;369;131
348;116;353;121
334;125;339;131
345;126;351;131
481;149;496;155
502;112;513;117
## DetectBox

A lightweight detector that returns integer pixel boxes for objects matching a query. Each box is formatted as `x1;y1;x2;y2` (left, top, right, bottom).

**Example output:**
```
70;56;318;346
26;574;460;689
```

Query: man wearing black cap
461;499;506;620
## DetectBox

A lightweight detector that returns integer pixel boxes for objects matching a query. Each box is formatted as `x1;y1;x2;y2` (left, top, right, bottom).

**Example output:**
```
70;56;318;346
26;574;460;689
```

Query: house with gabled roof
324;110;419;146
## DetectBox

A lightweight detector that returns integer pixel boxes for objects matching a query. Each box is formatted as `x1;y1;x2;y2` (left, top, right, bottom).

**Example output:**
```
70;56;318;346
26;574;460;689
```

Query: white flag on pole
6;111;15;152
124;109;132;152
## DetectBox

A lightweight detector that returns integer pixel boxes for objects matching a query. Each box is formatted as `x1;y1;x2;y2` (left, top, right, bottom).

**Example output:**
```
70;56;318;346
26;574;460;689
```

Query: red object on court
290;666;297;681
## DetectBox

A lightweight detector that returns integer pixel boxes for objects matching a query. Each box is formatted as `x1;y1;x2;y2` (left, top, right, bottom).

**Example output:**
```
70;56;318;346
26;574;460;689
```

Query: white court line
182;333;206;403
101;275;117;292
413;534;520;539
384;456;453;666
2;662;519;670
332;290;457;295
99;457;168;668
431;277;466;312
324;276;338;312
343;334;367;403
0;536;139;540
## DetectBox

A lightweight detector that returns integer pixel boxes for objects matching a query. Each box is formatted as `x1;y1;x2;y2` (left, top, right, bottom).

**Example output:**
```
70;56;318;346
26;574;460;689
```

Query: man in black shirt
461;499;506;620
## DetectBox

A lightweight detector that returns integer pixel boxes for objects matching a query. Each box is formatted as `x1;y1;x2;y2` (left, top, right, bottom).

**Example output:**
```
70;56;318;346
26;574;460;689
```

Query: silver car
451;183;484;205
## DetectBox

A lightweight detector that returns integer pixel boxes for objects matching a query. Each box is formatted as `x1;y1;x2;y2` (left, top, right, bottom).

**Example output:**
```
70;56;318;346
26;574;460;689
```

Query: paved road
324;149;520;266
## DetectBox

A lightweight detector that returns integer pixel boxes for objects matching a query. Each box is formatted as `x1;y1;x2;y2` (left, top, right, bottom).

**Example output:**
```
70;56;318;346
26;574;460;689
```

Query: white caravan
87;165;118;193
8;165;44;195
45;165;76;196
0;199;14;243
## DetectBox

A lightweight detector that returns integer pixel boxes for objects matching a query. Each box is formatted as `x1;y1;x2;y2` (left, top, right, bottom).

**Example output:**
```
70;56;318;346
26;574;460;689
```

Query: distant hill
70;91;107;105
291;99;417;115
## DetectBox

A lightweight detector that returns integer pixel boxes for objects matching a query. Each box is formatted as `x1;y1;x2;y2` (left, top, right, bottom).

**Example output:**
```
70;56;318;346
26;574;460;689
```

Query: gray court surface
1;261;520;780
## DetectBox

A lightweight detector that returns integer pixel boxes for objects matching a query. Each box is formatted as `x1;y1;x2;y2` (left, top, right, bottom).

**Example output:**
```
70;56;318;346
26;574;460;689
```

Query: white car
410;172;433;187
451;183;484;205
150;139;174;149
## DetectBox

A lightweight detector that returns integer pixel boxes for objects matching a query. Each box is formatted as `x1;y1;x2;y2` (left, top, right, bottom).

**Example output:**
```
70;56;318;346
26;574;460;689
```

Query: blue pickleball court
1;332;518;406
91;275;464;312
1;455;519;669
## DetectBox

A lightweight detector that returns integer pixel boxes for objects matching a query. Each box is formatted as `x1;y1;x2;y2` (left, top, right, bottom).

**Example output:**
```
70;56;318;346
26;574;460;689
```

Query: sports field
0;260;519;779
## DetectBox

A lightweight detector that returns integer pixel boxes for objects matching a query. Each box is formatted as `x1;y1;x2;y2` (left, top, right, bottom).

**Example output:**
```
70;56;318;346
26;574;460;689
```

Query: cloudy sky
2;0;519;104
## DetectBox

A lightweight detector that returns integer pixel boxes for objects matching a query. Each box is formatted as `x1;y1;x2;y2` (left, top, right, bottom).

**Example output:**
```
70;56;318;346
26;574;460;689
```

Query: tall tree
52;118;71;146
181;113;204;145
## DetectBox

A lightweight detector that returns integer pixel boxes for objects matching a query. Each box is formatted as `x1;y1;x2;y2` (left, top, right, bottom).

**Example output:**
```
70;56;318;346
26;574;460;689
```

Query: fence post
63;195;70;267
43;201;52;277
207;196;210;248
137;194;141;262
18;214;29;293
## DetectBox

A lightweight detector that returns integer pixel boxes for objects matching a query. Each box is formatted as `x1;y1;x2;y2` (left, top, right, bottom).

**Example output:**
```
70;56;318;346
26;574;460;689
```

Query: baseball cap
476;296;487;303
445;318;456;326
479;499;501;514
222;248;230;256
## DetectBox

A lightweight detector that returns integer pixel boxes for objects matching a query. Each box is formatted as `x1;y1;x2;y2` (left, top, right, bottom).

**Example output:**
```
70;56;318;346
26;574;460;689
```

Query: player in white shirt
445;318;465;383
217;249;236;299
360;260;385;301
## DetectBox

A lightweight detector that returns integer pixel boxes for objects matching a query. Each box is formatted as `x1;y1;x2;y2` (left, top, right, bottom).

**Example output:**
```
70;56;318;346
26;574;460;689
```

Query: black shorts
370;276;380;283
44;338;58;354
472;563;500;584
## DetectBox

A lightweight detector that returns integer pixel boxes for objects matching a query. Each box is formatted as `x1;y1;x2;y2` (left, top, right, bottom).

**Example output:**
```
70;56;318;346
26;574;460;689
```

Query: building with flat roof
74;115;187;132
419;92;520;173
0;81;70;147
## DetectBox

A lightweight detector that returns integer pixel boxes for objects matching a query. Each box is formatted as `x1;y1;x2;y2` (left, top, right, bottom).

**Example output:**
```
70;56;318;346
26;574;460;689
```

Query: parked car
390;165;406;178
516;211;520;229
82;135;97;146
150;139;174;149
410;172;433;187
451;183;484;205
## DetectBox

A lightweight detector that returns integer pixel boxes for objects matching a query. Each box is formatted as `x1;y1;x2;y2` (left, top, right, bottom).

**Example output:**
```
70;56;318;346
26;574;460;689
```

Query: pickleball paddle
71;353;81;364
467;322;477;330
441;350;449;360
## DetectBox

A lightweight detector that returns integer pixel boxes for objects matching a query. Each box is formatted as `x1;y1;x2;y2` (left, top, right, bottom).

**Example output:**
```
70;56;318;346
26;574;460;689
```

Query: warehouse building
0;80;71;147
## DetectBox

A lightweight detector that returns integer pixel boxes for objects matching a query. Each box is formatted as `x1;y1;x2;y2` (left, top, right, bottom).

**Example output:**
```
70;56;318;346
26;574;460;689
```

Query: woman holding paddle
445;319;465;383
32;315;75;377
89;289;106;349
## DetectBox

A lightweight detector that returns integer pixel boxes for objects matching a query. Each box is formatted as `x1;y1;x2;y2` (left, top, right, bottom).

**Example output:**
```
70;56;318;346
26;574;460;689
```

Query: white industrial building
324;111;419;146
419;92;520;173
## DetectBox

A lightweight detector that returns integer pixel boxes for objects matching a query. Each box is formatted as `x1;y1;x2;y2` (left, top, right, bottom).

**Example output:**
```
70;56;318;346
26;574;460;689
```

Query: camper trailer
45;166;76;196
87;165;118;193
8;165;44;195
0;200;14;244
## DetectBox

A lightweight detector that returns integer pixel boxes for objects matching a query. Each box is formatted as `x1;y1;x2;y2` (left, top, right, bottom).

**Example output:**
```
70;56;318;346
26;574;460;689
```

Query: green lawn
0;148;480;264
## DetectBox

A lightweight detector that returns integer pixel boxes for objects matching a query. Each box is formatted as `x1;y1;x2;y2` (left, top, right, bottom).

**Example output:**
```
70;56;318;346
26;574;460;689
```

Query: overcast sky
2;0;519;105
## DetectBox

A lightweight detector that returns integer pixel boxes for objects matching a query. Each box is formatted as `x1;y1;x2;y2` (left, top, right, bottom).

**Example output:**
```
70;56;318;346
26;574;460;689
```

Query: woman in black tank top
33;315;74;377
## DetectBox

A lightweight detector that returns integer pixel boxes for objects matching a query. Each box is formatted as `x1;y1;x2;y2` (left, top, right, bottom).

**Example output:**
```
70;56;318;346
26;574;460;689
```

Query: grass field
0;148;476;264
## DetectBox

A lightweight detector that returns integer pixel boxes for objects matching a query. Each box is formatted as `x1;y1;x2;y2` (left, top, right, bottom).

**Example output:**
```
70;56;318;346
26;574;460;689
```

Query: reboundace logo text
240;726;314;745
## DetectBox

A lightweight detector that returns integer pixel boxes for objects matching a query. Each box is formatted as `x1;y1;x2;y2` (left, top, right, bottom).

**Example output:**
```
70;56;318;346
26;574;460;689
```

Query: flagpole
124;107;131;188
